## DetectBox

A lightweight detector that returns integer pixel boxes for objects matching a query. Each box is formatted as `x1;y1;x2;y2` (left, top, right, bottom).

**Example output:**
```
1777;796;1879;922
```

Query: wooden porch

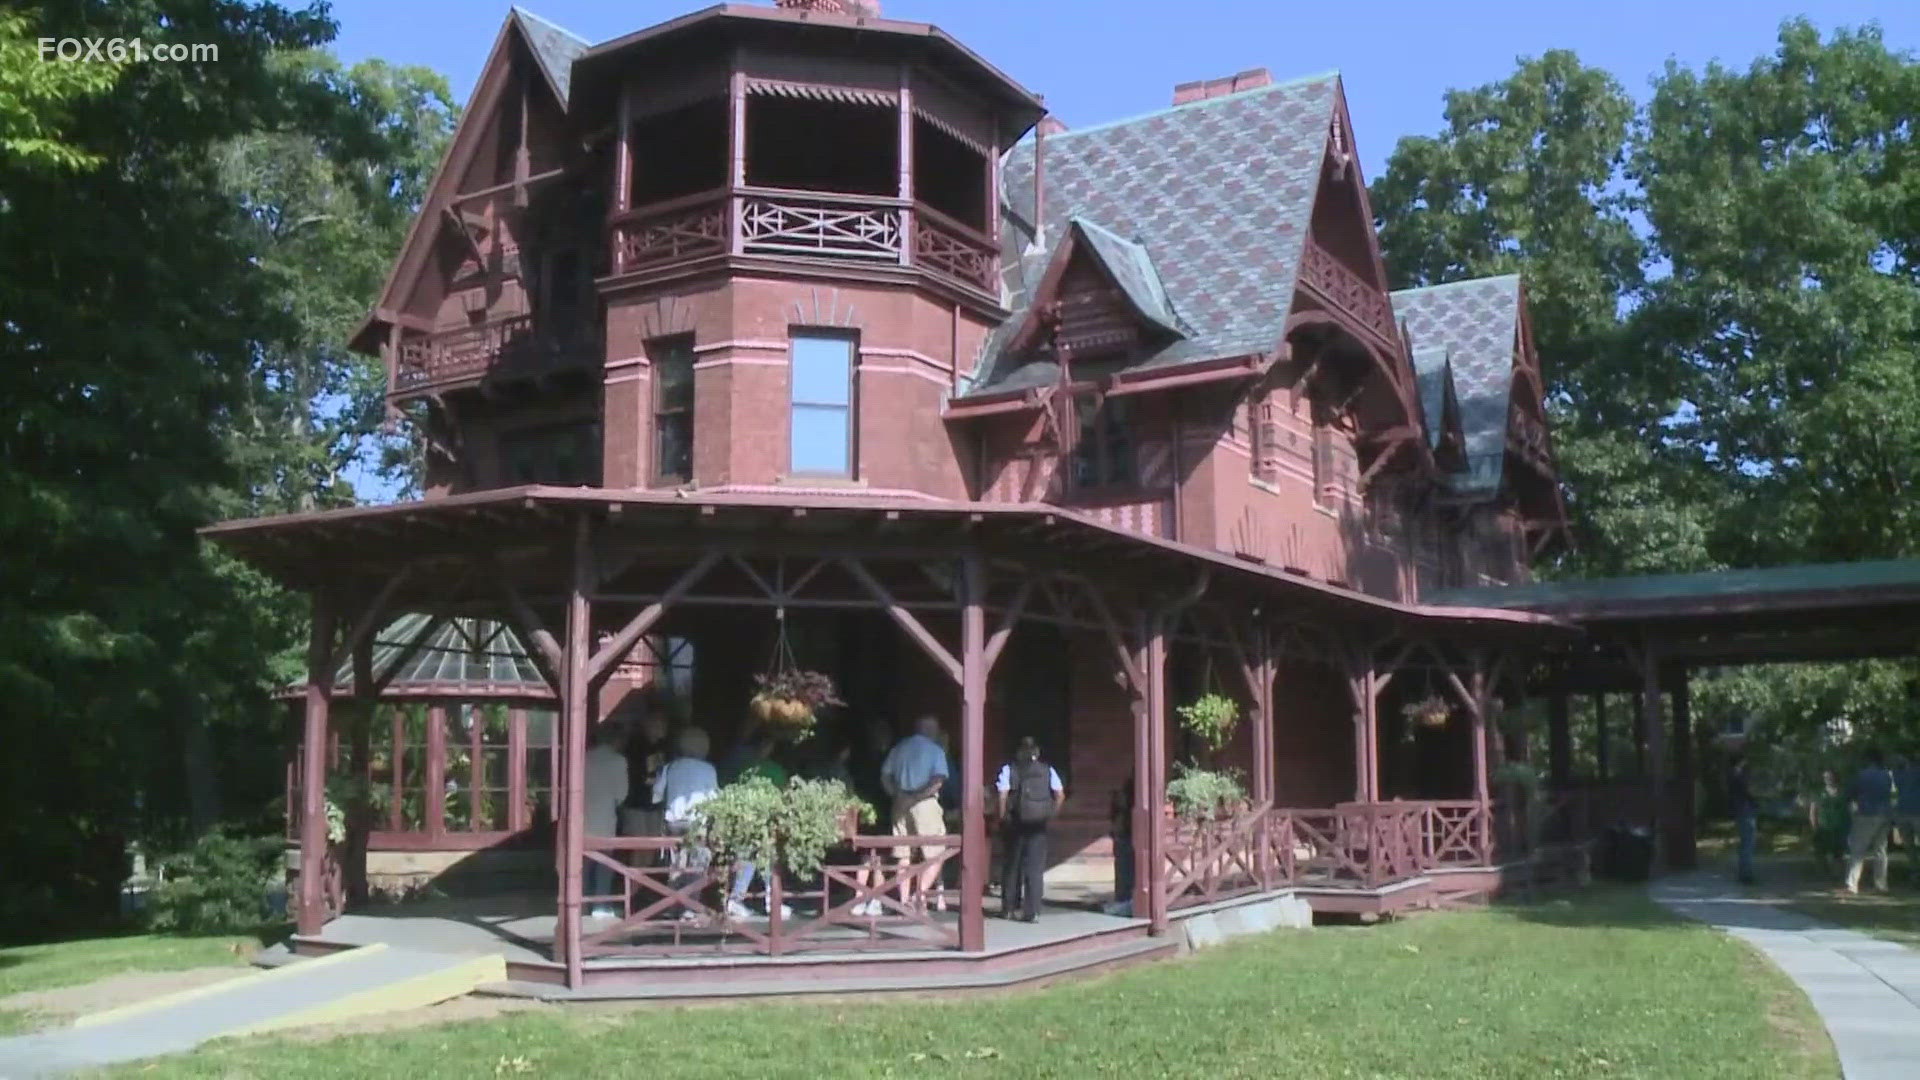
207;487;1577;991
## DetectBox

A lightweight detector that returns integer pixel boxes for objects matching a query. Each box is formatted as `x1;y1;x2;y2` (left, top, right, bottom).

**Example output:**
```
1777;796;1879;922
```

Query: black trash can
1599;825;1654;882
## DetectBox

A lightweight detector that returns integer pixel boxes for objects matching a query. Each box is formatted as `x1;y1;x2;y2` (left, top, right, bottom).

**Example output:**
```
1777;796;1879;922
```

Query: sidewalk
1651;873;1920;1080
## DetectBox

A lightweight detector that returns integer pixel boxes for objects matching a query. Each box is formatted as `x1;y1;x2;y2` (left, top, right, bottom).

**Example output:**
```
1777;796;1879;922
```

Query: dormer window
1070;394;1136;492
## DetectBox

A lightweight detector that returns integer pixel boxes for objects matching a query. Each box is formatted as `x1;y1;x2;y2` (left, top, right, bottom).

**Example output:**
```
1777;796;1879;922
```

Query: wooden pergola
207;486;1574;987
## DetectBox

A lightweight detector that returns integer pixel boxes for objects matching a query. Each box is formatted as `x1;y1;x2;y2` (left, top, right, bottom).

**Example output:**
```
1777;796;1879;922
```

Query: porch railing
578;832;961;959
1163;800;1498;912
608;186;999;297
1298;239;1398;345
394;314;601;392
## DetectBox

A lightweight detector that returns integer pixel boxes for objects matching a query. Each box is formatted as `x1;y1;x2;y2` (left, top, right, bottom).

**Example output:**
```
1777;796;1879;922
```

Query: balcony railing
609;186;999;298
1299;240;1398;345
394;314;600;393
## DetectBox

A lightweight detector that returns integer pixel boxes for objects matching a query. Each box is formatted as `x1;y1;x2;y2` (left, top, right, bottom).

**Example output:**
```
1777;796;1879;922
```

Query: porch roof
202;487;1575;642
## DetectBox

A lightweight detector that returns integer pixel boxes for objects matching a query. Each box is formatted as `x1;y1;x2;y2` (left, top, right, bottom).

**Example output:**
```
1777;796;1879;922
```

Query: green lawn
0;933;256;1035
105;888;1833;1080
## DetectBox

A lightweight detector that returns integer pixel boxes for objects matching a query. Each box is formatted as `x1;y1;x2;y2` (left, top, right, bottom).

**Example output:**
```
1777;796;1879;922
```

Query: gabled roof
1072;218;1187;338
511;7;590;106
1390;275;1522;495
964;72;1341;399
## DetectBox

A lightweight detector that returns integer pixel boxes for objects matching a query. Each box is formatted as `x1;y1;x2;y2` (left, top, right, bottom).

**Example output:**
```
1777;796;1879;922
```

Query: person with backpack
994;737;1064;922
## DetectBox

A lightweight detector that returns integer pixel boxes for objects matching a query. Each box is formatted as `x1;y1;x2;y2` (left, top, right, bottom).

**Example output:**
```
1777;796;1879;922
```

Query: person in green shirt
725;729;790;919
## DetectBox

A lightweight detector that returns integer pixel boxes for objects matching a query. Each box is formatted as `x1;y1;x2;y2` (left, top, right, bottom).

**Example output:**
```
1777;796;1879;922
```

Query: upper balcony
610;186;998;296
594;34;1034;309
394;314;602;397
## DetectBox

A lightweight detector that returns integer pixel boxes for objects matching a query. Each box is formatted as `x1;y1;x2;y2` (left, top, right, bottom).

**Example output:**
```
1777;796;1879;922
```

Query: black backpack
1014;759;1056;825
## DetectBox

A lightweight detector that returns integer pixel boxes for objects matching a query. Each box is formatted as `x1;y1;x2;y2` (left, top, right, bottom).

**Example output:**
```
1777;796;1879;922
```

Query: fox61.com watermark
39;37;219;64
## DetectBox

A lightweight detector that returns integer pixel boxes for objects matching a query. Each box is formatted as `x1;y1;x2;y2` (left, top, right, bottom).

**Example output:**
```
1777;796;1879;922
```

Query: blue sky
327;0;1920;185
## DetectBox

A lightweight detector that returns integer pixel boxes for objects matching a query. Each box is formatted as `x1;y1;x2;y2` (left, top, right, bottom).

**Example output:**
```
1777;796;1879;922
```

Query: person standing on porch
583;717;630;921
1843;748;1897;895
1103;777;1135;917
995;737;1064;922
881;715;950;912
1727;750;1758;886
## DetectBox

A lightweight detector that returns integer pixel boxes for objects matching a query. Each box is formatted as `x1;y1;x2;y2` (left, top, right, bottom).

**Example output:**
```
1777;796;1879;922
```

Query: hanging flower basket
749;669;842;735
1403;695;1451;729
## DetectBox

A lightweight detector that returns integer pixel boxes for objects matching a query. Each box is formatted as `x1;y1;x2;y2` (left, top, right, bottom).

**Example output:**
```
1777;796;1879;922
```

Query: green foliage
0;0;452;934
690;776;872;879
1166;763;1247;821
1175;693;1241;754
145;829;282;935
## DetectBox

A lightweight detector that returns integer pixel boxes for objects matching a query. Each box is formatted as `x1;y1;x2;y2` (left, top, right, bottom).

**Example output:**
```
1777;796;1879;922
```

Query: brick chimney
1172;67;1272;106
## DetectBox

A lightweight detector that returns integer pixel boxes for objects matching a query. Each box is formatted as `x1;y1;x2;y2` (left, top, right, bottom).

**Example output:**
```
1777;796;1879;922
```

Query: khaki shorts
891;796;947;861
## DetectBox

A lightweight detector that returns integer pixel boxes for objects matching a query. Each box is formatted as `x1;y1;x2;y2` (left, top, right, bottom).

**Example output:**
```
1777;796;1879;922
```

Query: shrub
145;828;282;934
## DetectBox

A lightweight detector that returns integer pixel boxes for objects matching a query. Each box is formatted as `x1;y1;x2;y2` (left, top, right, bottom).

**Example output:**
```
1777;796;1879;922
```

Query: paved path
1651;873;1920;1080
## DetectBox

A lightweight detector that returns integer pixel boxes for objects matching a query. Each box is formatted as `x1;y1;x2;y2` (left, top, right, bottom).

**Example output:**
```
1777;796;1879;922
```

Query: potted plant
1176;692;1240;757
1403;695;1450;730
749;669;843;737
1166;762;1248;822
689;775;874;884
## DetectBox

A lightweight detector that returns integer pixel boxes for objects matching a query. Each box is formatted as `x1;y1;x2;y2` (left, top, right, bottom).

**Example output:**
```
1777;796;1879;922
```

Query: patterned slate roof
326;615;551;697
1390;275;1522;495
966;72;1341;396
513;7;590;106
1410;345;1452;450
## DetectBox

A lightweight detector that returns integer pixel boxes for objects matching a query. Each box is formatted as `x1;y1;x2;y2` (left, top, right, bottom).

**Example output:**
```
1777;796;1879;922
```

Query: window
500;421;601;486
789;332;855;477
1310;408;1337;509
651;335;695;483
1250;391;1282;485
1070;394;1137;492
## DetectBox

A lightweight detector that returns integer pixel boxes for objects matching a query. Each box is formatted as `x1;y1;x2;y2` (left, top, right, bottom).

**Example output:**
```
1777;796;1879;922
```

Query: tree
1636;20;1920;566
0;0;446;928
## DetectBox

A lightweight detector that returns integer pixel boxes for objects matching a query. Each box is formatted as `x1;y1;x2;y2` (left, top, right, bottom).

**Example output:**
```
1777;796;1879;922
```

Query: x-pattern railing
1164;802;1273;910
739;192;902;260
614;194;728;271
578;833;961;958
1259;801;1495;892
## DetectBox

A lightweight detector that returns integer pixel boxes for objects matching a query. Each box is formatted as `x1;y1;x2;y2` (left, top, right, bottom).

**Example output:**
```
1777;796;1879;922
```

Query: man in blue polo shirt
881;715;950;912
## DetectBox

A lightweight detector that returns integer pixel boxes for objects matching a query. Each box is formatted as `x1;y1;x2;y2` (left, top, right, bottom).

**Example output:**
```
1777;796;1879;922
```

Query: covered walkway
1434;558;1920;869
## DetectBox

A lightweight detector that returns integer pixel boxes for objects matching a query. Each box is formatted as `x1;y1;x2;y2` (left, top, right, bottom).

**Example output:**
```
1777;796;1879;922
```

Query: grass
105;888;1835;1080
0;933;257;1035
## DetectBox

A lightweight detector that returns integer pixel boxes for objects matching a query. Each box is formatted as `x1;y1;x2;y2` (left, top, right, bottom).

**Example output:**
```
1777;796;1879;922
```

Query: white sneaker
769;903;793;920
725;899;753;919
850;900;879;917
678;910;704;924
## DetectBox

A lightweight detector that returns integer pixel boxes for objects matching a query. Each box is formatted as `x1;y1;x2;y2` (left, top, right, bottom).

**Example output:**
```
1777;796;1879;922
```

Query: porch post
1251;624;1275;806
1143;612;1170;934
1129;617;1153;921
958;553;987;952
558;517;594;988
1671;666;1695;869
296;593;336;936
1638;641;1666;863
1470;665;1490;807
1547;690;1571;788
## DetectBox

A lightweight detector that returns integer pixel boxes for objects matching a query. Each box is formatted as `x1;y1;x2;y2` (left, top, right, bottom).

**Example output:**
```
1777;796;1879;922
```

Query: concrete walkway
1651;873;1920;1080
